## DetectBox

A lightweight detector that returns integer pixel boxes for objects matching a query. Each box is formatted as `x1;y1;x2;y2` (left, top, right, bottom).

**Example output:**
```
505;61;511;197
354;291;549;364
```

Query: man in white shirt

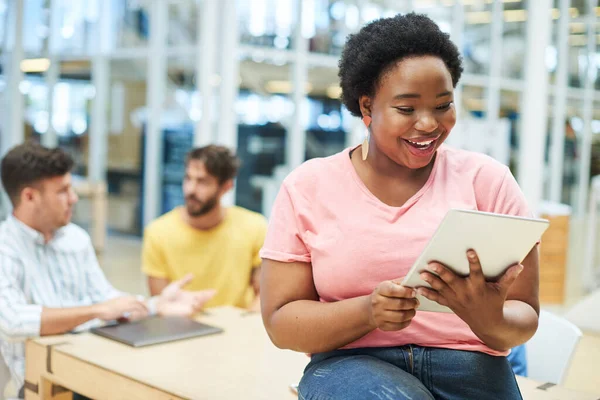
0;142;214;398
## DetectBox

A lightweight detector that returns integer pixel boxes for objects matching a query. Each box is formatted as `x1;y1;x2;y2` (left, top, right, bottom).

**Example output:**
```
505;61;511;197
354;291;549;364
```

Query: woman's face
360;56;456;170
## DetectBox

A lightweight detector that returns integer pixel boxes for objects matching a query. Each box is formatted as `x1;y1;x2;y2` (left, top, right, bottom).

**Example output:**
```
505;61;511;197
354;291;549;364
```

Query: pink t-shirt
259;145;532;356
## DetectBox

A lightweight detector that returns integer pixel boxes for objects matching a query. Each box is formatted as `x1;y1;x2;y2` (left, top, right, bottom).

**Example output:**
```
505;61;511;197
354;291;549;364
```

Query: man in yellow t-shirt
142;145;267;309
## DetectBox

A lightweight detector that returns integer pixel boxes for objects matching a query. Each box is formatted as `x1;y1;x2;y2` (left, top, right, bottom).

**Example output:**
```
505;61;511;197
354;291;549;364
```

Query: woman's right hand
368;280;419;331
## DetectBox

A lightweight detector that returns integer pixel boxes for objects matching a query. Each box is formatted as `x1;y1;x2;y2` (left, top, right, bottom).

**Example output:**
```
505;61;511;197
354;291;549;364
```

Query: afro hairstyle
338;12;463;117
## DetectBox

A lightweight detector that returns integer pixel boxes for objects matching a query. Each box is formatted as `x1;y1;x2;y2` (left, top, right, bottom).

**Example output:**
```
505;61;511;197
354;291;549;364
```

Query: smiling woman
259;12;539;400
363;56;455;165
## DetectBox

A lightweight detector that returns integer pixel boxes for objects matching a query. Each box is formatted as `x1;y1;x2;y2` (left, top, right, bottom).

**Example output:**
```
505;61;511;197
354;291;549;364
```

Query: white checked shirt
0;215;123;389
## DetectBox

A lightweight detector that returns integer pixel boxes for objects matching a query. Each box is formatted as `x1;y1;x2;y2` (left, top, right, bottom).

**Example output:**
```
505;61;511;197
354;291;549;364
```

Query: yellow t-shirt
142;206;267;308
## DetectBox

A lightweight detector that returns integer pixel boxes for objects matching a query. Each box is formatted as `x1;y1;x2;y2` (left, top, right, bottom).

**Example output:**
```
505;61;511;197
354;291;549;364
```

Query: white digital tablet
401;209;549;313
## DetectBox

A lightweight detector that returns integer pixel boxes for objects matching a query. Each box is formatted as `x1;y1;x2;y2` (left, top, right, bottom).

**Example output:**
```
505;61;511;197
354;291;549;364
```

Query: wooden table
24;307;599;400
25;307;306;400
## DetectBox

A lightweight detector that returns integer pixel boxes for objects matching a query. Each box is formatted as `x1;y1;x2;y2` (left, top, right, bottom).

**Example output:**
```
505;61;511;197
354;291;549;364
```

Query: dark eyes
395;102;453;115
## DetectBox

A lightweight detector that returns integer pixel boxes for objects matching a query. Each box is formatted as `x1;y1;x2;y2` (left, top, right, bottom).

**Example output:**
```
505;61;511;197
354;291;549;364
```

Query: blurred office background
2;0;600;395
0;0;600;303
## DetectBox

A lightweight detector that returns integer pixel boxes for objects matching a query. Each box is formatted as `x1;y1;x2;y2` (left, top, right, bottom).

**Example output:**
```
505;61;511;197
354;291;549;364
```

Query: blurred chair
526;310;582;384
507;344;527;376
565;289;600;334
582;175;600;292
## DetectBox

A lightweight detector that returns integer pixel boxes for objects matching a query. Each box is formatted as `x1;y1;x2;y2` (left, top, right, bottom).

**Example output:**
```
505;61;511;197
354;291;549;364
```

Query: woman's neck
360;146;435;183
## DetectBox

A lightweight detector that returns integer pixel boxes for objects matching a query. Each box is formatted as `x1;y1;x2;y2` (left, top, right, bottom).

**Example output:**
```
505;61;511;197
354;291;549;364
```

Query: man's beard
37;205;72;231
185;193;219;217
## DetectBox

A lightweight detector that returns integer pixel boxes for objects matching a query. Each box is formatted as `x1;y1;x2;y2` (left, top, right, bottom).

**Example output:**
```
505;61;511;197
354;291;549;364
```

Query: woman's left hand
417;250;523;330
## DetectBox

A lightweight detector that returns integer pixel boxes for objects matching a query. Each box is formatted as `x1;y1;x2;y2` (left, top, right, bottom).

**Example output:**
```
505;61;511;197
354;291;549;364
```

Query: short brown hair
1;141;74;206
185;145;240;183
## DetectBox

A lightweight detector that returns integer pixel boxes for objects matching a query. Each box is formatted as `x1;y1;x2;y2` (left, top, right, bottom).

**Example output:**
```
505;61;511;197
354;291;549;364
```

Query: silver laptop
91;316;223;347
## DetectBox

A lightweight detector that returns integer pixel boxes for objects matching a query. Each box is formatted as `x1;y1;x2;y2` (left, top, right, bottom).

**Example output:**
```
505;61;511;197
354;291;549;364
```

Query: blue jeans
299;346;523;400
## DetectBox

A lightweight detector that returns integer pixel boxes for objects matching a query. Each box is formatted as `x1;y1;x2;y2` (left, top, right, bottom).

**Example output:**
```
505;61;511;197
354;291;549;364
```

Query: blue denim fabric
299;346;523;400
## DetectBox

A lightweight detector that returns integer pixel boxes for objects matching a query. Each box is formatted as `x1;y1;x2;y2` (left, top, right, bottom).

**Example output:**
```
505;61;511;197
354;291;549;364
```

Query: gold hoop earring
361;116;372;161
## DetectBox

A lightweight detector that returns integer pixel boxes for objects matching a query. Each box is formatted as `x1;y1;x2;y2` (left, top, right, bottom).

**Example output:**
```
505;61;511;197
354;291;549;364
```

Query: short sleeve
259;183;311;263
491;167;532;218
141;226;170;278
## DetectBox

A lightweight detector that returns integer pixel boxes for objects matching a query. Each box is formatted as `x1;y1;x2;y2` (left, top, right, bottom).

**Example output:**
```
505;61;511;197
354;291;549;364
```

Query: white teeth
408;139;434;146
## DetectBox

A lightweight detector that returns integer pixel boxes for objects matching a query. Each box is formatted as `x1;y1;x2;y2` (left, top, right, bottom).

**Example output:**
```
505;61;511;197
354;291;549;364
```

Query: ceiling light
504;9;527;23
569;34;586;46
569;8;579;18
20;58;50;73
466;11;491;25
570;22;586;34
265;81;291;93
265;81;312;94
326;86;342;99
